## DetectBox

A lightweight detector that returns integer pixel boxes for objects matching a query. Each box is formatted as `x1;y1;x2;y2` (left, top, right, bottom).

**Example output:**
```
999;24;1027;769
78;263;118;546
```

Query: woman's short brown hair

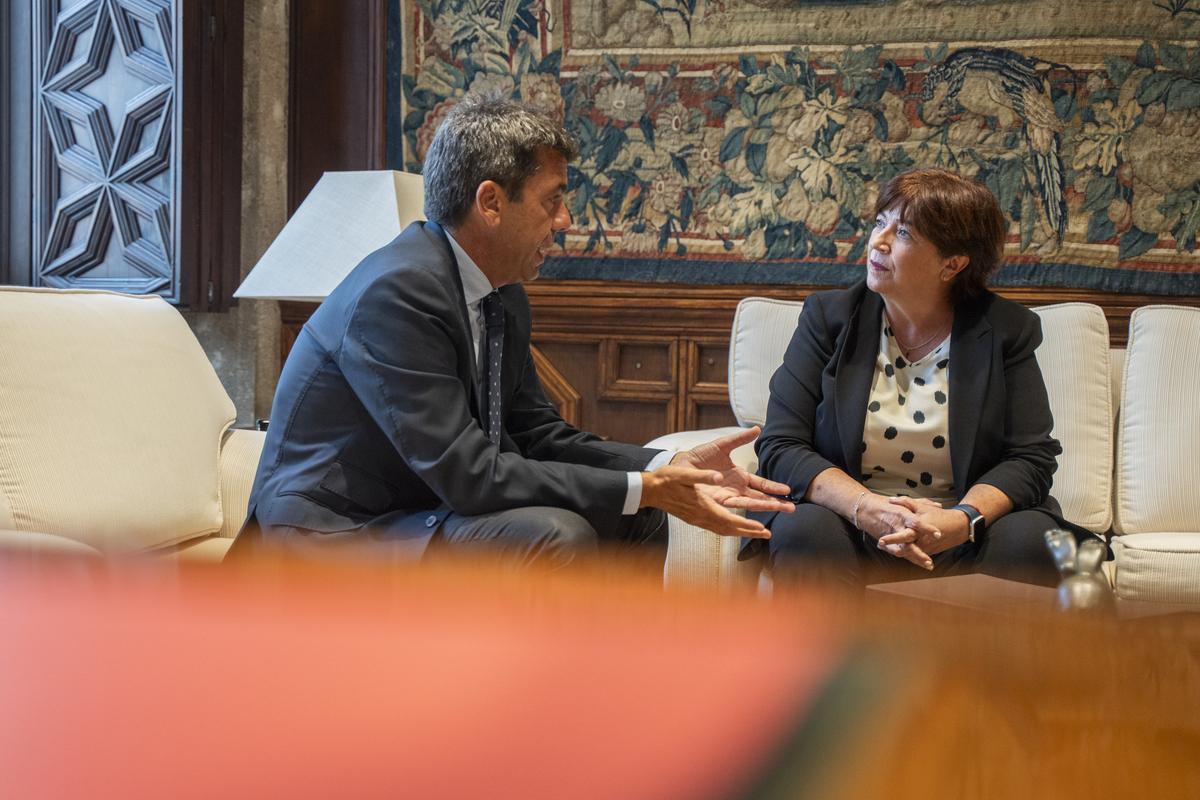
872;168;1007;304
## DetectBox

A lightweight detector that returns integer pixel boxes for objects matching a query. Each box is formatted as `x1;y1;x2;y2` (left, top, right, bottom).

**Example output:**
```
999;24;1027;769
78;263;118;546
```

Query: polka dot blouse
860;312;955;504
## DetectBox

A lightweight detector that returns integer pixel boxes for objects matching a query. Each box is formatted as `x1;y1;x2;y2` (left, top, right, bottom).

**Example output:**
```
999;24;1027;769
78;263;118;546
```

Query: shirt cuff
645;449;676;471
622;450;676;515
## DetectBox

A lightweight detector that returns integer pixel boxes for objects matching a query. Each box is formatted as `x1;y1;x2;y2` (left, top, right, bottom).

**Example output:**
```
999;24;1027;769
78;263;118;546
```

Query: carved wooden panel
682;338;738;432
530;343;580;427
534;333;677;443
34;0;179;297
600;337;676;397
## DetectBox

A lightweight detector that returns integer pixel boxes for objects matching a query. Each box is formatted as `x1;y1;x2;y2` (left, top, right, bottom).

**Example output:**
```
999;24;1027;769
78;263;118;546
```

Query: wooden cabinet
529;332;740;443
524;283;745;443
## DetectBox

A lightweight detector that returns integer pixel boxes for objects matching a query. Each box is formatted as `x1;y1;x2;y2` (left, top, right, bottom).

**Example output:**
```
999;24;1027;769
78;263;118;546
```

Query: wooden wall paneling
533;331;676;444
599;336;676;396
278;301;315;372
530;343;581;426
600;335;678;442
681;337;739;432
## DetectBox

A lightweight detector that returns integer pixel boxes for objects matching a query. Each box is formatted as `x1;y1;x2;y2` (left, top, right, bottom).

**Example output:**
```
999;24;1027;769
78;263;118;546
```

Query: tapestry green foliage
402;3;1200;272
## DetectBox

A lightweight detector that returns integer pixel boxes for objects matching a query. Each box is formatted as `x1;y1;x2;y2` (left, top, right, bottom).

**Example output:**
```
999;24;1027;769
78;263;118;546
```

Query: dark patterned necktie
479;291;504;444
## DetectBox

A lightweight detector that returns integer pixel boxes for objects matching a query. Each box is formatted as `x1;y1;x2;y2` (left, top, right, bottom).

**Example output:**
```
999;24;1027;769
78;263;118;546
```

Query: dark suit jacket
230;221;659;560
751;280;1064;533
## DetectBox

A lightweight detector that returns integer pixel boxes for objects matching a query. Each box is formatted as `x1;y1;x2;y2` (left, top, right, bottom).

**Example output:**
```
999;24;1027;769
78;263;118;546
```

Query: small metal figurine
1044;529;1114;611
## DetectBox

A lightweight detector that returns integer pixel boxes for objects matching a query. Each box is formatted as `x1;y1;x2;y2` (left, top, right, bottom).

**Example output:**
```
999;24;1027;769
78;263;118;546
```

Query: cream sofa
649;298;1200;604
0;287;264;562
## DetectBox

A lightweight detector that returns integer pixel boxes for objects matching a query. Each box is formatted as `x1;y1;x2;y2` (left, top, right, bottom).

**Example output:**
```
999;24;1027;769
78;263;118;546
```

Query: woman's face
866;205;962;307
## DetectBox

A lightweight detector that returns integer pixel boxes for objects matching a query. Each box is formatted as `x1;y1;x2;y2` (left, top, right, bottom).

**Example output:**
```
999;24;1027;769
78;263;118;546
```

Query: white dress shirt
443;232;671;515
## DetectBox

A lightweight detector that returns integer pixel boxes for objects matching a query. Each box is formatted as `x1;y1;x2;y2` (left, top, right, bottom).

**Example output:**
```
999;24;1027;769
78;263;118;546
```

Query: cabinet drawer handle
706;358;715;366
634;361;642;370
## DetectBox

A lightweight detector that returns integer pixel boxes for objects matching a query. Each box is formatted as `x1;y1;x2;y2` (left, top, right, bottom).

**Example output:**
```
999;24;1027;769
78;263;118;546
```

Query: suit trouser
424;506;668;573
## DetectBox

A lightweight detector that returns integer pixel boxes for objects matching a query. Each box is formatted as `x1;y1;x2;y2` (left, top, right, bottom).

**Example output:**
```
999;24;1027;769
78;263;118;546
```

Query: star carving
38;0;174;290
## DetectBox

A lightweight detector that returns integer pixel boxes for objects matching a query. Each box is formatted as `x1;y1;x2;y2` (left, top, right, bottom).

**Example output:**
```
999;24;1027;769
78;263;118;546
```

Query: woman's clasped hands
857;495;971;571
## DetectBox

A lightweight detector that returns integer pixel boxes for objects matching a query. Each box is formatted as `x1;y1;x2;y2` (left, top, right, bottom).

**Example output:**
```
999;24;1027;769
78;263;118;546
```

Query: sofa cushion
170;536;235;563
1111;533;1200;604
729;298;803;428
0;529;101;557
0;288;235;552
1115;305;1200;534
1032;303;1114;533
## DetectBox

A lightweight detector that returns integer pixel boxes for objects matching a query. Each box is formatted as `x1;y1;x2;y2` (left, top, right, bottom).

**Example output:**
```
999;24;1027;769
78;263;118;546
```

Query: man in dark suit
229;95;792;569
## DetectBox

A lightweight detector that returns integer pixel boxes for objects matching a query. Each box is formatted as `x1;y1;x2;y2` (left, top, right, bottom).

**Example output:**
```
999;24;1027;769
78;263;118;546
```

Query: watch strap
950;503;985;543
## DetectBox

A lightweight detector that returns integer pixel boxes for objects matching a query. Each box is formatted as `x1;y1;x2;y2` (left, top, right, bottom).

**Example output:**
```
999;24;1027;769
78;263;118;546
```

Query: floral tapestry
395;0;1200;294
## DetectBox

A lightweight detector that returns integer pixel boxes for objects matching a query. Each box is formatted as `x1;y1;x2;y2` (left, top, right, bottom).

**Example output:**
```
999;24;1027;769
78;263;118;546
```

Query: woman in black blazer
753;168;1080;587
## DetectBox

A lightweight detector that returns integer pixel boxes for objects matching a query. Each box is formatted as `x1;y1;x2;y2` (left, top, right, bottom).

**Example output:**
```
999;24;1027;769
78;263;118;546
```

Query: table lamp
234;171;425;301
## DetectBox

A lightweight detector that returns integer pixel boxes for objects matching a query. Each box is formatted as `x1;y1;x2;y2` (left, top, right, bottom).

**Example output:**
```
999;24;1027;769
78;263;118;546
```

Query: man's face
494;149;571;286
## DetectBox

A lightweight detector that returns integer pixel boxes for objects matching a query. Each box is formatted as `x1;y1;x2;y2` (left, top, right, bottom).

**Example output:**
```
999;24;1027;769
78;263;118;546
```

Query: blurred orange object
0;559;855;800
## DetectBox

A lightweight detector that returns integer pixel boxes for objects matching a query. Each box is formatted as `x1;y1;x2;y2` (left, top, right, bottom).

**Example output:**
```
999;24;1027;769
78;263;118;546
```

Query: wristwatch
950;503;985;543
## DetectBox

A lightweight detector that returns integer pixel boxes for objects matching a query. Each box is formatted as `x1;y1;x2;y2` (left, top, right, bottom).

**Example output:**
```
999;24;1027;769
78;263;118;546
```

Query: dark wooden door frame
1;0;33;287
287;0;388;216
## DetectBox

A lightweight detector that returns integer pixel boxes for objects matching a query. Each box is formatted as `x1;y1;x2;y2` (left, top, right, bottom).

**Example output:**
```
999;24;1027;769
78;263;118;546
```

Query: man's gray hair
422;93;577;227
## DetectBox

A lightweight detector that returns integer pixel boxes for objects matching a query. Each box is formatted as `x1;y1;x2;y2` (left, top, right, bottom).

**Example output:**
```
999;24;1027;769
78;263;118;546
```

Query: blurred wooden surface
845;574;1200;800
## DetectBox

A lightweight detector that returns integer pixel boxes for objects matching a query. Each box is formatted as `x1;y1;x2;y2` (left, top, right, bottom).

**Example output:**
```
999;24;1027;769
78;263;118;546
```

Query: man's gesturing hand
671;426;795;515
640;466;773;539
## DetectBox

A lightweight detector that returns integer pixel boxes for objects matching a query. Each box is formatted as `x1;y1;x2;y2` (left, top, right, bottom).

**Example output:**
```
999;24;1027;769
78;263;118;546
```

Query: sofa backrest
1114;305;1200;534
727;296;1114;533
0;288;236;552
1031;303;1114;533
729;297;804;428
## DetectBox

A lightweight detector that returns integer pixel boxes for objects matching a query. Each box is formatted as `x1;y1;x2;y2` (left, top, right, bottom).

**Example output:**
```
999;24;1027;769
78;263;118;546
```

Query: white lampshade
234;170;426;301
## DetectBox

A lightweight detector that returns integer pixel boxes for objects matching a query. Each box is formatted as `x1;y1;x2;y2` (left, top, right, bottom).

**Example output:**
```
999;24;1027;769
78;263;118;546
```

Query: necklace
888;315;950;358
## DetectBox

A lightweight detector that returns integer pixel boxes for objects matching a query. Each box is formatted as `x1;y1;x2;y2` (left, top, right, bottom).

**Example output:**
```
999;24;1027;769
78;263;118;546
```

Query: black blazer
230;221;659;559
752;281;1064;530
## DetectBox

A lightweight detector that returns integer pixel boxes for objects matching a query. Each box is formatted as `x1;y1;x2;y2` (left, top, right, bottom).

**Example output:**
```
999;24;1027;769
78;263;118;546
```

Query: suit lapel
425;221;485;418
834;289;882;477
948;298;993;498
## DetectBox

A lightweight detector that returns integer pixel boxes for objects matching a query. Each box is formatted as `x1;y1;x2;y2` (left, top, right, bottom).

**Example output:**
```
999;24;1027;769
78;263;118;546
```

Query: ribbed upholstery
1032;303;1113;533
653;297;804;588
217;428;267;539
0;288;235;553
646;427;759;589
0;529;101;557
729;298;804;428
1110;307;1200;604
1114;306;1200;534
1110;349;1125;426
1111;533;1200;603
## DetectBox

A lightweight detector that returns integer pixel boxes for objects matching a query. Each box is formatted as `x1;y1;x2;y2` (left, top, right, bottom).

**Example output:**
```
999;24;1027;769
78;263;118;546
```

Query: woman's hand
876;497;971;560
855;494;943;570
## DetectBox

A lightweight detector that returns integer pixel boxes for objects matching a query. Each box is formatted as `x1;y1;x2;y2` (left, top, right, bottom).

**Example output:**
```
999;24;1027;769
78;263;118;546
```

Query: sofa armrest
646;427;762;590
217;428;266;539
